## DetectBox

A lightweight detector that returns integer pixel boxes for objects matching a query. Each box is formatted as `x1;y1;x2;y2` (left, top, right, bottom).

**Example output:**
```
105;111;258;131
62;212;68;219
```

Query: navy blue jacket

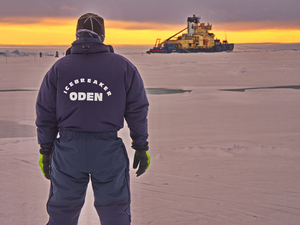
36;39;149;149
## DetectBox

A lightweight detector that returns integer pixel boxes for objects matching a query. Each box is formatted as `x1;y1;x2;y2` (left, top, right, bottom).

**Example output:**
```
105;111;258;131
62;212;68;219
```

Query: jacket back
36;40;149;149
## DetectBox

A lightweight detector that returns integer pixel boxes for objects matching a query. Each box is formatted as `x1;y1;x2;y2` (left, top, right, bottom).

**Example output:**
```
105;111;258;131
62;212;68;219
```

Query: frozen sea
0;43;299;224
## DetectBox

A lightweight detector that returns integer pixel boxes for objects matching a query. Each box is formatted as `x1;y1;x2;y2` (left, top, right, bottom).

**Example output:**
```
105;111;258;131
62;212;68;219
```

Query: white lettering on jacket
69;92;103;101
63;78;112;99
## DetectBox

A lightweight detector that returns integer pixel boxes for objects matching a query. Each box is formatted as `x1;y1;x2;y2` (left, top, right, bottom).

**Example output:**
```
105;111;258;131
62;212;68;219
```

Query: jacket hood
67;39;114;55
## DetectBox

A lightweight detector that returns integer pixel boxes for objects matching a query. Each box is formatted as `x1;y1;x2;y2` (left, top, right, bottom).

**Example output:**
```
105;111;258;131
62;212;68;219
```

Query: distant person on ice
36;12;150;225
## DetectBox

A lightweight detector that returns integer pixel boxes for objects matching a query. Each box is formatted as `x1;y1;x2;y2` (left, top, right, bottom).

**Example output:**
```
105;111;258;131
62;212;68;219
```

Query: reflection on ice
145;88;192;95
0;121;36;138
220;85;300;92
0;89;37;92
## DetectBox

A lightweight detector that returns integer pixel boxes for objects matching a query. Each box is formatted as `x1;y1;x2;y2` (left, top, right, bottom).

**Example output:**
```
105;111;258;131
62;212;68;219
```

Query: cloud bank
1;0;299;30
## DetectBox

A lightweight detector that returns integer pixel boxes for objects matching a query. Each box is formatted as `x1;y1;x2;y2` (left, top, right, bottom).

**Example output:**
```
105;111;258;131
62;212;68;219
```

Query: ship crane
160;27;188;45
154;38;161;47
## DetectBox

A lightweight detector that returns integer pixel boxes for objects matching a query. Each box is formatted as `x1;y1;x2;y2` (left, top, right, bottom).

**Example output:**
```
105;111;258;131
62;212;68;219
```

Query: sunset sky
0;0;299;46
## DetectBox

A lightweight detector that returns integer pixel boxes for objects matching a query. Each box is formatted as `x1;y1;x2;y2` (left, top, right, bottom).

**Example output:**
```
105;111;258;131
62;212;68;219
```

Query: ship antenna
194;12;199;24
207;11;208;23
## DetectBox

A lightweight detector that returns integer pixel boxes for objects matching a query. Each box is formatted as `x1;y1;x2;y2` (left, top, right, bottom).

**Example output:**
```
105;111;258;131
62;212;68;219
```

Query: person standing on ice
36;13;150;225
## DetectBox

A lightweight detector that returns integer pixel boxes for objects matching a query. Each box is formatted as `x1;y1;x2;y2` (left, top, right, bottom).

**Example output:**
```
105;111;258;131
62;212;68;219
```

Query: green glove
133;150;150;177
38;148;51;180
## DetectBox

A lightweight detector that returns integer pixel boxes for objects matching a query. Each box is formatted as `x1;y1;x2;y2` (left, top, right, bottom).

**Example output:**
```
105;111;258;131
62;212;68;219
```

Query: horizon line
1;42;299;48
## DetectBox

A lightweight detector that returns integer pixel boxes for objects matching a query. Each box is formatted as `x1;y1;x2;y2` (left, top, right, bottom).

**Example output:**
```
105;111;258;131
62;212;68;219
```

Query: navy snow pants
46;130;131;225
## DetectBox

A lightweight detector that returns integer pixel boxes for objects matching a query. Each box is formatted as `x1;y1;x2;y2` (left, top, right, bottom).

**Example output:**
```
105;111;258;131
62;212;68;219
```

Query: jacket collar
67;38;114;55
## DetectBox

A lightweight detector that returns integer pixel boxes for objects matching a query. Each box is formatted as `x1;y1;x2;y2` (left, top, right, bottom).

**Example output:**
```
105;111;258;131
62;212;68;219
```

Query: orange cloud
0;16;75;25
0;19;76;46
214;20;300;32
106;20;183;31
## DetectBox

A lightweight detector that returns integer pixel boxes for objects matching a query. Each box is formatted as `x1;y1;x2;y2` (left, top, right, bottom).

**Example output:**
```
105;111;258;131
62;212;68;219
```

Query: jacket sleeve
35;66;58;149
124;64;149;149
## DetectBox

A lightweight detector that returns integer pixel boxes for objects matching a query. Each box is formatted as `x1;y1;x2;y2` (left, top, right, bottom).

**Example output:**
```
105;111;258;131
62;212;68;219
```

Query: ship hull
147;44;234;53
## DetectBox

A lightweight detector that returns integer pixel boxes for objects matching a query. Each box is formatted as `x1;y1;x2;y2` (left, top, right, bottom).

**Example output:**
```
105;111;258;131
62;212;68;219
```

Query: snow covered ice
0;46;299;224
